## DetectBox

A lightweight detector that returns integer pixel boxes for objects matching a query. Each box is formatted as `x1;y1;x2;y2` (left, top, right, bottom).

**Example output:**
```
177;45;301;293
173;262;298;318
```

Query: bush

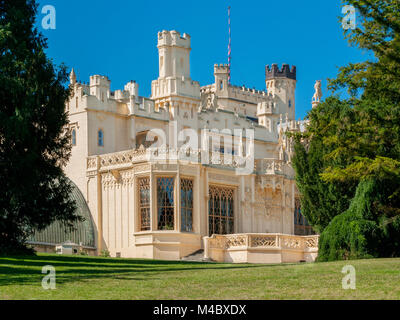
100;249;110;258
318;179;384;261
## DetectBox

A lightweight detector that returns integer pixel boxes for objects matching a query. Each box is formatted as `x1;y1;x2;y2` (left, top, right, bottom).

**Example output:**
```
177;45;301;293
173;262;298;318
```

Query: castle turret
257;101;277;132
90;75;111;102
151;30;200;114
157;30;191;79
125;81;139;101
214;64;229;95
265;64;297;121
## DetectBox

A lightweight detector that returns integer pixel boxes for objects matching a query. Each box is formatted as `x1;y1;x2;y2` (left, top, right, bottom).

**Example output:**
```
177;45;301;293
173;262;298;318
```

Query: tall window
71;128;77;146
157;177;175;230
294;198;314;236
181;179;193;232
98;129;104;147
208;186;234;236
138;178;150;231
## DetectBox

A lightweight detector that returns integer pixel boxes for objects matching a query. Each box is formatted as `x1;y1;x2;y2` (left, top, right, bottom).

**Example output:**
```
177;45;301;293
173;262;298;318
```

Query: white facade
64;30;314;261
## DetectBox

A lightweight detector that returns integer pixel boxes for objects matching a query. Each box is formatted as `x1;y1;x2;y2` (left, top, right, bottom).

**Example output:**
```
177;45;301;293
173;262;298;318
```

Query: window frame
137;177;151;232
71;128;77;146
180;178;194;233
156;176;176;231
98;129;104;147
208;184;235;237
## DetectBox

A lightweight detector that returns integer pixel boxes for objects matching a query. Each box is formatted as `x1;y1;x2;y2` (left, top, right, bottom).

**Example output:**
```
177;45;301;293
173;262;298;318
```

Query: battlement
200;83;272;103
214;64;230;74
124;80;139;97
229;84;269;97
157;30;191;49
265;64;296;81
257;101;276;116
90;75;111;88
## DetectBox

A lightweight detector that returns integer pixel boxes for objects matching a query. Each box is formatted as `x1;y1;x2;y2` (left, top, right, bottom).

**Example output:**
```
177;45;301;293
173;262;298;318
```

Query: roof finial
70;68;77;85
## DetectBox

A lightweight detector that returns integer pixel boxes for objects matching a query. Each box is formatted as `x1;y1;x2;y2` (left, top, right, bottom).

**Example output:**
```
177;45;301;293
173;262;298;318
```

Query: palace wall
62;30;312;261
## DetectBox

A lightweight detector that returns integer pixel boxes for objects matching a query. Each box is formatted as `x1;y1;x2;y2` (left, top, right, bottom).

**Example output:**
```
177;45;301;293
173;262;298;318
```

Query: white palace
47;30;318;263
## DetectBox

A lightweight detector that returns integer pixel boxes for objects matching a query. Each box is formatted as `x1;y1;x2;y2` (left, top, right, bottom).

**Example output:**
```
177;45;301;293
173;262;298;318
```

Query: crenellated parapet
214;64;230;74
157;30;191;49
266;64;296;81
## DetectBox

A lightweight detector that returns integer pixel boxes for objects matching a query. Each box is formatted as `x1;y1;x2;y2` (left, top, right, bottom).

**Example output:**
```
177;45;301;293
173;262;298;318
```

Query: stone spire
70;68;77;85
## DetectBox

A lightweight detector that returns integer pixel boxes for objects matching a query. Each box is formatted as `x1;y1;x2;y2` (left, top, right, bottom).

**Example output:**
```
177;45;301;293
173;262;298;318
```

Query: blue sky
36;0;371;119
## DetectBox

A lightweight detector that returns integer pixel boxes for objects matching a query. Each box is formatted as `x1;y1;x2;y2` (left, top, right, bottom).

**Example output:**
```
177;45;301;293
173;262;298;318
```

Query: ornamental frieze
208;173;239;184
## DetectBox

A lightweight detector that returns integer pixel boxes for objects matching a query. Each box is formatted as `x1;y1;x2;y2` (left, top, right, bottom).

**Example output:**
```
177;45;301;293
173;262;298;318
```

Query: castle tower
151;30;201;125
265;64;297;121
257;101;276;132
214;64;229;95
89;75;111;102
157;30;191;79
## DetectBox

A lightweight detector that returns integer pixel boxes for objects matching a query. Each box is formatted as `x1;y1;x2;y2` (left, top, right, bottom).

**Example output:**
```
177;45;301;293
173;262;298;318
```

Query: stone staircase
181;249;214;262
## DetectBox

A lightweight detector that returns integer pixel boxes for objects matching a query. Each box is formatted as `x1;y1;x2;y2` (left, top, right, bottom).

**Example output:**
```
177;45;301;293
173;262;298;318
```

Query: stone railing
254;159;294;177
208;233;318;250
87;147;254;172
87;148;148;171
204;233;319;264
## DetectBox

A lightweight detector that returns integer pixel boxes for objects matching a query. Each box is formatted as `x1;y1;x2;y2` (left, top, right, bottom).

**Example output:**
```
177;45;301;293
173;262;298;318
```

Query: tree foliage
0;0;80;254
292;0;400;260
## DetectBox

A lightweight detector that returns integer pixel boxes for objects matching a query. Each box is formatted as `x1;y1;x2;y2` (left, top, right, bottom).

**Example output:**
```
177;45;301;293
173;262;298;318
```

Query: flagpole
228;6;231;84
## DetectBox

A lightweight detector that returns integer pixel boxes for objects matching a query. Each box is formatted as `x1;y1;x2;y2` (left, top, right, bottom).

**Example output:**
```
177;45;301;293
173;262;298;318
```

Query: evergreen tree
292;0;400;260
0;0;79;254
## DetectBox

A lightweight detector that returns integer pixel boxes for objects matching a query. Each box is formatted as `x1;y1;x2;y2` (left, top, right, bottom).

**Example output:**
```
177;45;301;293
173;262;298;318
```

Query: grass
0;254;399;300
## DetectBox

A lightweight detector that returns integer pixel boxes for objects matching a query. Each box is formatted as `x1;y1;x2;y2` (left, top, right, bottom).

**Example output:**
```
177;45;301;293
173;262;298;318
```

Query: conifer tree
292;0;400;260
0;0;79;254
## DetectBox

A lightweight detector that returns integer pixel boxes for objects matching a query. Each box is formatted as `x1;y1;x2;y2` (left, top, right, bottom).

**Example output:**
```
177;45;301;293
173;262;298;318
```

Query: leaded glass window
138;177;150;231
98;129;104;147
157;177;175;230
208;186;234;236
294;198;315;235
181;178;193;232
71;128;76;146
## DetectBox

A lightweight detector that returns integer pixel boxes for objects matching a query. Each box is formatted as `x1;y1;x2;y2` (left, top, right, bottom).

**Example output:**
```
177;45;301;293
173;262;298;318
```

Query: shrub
318;179;383;261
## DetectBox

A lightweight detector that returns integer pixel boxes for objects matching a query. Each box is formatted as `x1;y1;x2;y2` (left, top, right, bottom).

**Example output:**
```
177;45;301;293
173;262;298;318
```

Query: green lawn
0;254;399;300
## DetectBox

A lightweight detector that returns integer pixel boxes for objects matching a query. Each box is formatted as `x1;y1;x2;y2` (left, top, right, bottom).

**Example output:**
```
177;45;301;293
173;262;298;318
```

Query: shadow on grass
0;254;276;287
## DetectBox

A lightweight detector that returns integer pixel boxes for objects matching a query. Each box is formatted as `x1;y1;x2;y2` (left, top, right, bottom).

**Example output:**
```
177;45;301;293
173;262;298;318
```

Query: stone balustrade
87;148;255;172
204;233;319;264
254;159;294;177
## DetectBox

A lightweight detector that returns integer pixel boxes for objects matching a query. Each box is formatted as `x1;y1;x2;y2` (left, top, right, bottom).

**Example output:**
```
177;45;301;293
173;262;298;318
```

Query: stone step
181;249;214;262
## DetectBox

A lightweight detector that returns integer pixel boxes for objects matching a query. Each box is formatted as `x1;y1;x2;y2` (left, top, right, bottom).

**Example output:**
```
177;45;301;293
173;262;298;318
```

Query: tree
292;0;400;260
0;0;80;254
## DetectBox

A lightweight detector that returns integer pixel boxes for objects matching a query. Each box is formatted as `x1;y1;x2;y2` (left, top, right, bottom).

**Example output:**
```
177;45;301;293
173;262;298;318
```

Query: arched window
288;99;292;108
98;129;104;147
71;129;77;146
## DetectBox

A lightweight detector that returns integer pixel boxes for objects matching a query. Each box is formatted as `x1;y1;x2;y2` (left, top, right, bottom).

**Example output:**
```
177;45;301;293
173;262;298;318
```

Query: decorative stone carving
251;236;276;247
312;80;322;103
208;173;238;183
133;164;150;173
